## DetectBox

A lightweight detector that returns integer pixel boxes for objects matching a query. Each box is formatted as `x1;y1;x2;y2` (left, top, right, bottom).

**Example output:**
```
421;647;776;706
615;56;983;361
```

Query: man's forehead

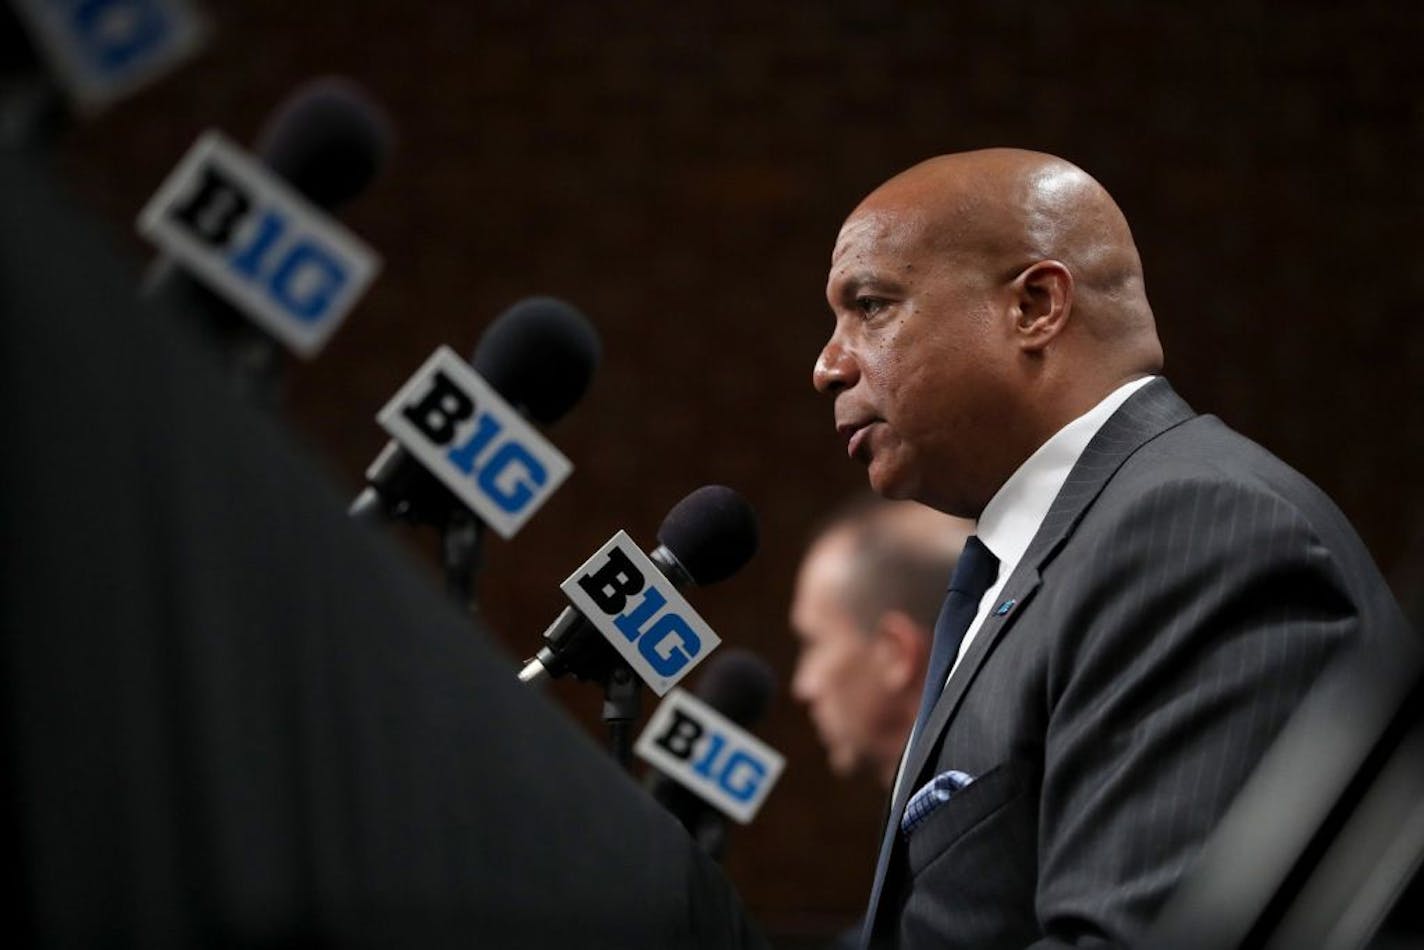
827;210;934;297
831;208;923;263
804;528;857;579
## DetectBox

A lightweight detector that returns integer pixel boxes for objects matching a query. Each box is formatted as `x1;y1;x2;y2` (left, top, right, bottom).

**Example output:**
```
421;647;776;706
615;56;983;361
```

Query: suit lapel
861;378;1196;945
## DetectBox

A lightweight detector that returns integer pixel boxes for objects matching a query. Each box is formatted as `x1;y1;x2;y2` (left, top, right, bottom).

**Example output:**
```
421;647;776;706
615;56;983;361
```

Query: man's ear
871;610;933;692
1010;259;1074;354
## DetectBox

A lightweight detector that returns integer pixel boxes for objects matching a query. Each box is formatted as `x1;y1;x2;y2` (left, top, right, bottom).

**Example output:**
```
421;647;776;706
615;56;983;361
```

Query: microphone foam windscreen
470;297;601;425
694;648;775;729
254;76;393;211
657;485;759;586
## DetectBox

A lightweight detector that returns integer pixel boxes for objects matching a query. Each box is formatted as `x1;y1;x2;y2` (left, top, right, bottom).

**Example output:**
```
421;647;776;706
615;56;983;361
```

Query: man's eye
856;296;888;317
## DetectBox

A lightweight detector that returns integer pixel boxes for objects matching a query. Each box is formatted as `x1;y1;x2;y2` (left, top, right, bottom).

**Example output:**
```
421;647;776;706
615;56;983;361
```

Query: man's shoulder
1097;379;1322;500
1110;411;1351;534
1078;411;1405;634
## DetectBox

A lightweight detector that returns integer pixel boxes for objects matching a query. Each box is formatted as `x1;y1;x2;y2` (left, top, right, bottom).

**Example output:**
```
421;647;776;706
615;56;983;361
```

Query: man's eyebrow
830;271;903;301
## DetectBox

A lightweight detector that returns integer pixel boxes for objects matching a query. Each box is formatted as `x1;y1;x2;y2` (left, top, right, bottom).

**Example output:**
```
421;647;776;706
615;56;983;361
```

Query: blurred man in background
790;497;973;789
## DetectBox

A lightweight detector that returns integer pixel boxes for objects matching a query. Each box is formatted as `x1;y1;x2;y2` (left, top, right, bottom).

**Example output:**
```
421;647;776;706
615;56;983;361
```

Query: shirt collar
976;376;1156;570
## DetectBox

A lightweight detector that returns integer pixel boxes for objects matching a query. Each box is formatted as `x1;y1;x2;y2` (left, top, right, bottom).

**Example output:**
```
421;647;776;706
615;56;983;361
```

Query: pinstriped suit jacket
861;378;1410;949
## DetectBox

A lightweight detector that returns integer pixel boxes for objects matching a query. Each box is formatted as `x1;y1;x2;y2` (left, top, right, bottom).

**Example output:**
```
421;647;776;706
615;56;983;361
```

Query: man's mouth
838;420;876;460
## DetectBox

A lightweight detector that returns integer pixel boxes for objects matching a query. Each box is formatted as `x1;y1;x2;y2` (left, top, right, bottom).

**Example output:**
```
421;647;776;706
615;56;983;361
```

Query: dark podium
0;149;765;949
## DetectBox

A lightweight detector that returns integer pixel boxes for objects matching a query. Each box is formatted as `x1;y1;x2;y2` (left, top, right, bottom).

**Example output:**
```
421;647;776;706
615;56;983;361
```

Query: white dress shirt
953;375;1157;678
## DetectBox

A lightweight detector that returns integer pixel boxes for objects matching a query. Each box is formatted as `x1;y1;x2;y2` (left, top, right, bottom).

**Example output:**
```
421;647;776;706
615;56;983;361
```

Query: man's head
815;148;1163;518
790;497;973;788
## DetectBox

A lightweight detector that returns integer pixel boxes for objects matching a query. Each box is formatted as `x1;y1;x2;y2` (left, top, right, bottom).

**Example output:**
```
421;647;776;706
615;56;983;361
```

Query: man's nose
813;337;859;395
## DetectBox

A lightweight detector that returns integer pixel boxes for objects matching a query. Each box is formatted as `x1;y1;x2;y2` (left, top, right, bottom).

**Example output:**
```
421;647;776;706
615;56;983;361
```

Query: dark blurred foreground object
1146;630;1424;950
0;1;66;149
0;149;765;949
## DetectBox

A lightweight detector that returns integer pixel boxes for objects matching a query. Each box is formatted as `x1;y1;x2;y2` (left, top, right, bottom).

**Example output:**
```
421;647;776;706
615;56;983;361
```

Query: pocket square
901;769;974;837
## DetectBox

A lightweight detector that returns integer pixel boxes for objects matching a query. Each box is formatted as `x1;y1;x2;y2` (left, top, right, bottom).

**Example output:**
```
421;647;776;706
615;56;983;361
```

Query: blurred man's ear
872;610;933;692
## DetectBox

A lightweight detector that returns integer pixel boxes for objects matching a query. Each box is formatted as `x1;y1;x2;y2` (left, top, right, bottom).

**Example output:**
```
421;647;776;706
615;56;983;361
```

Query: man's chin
867;461;916;502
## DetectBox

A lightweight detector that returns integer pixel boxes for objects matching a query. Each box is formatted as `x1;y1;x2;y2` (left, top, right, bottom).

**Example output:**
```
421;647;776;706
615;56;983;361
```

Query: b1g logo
635;689;785;823
377;346;572;539
13;0;206;110
137;131;380;357
560;531;721;696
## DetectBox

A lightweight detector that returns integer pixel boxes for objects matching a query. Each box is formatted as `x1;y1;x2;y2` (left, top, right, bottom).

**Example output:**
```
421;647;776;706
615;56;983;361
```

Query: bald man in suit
812;148;1410;949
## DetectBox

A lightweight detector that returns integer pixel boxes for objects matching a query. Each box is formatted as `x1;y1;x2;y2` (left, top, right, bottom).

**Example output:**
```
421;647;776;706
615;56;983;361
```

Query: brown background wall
44;0;1423;940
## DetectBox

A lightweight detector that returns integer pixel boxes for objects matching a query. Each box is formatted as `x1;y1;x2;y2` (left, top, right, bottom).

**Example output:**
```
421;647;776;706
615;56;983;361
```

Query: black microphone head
695;648;775;729
470;297;601;425
656;485;759;586
254;76;393;211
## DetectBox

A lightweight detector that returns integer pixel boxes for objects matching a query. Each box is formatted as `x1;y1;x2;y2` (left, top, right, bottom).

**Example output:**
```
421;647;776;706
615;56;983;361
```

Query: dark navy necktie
909;535;999;743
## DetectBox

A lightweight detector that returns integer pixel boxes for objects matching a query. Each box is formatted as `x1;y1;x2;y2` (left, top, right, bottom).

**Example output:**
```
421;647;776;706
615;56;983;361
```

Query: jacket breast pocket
896;758;1040;950
903;758;1034;877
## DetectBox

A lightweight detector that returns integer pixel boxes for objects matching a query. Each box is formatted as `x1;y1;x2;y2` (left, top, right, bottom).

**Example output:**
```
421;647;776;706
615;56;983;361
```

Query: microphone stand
522;630;643;770
141;257;285;411
441;508;484;615
603;661;642;770
348;462;485;615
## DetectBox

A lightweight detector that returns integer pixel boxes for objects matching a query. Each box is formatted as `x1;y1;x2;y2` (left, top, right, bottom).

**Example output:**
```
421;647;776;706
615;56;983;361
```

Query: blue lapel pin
994;598;1016;617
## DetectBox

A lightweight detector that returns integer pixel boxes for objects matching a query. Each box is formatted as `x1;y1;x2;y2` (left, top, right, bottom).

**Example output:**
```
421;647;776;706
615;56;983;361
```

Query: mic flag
374;345;573;539
560;530;722;695
644;648;779;860
11;0;207;112
636;688;786;824
136;130;381;358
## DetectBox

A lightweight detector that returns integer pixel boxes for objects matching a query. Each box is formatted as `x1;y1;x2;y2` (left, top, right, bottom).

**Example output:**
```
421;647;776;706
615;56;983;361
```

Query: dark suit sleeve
1027;476;1360;948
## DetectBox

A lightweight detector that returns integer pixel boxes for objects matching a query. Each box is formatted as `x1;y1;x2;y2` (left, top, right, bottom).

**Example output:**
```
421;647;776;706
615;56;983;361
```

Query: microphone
644;649;776;860
518;485;759;685
142;77;392;399
348;296;600;526
252;77;392;212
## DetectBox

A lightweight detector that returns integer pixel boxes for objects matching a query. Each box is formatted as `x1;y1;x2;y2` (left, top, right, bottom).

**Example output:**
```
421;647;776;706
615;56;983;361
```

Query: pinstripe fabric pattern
860;378;1410;950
